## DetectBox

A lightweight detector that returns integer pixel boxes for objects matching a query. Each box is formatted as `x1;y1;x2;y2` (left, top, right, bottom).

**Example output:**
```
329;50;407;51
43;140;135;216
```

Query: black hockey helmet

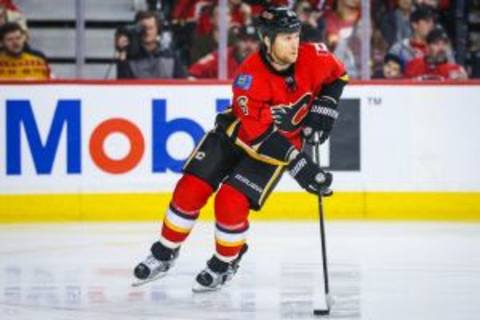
257;6;301;43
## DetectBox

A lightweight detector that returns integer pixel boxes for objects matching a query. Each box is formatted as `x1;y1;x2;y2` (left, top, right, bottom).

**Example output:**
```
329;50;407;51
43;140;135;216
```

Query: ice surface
1;221;480;320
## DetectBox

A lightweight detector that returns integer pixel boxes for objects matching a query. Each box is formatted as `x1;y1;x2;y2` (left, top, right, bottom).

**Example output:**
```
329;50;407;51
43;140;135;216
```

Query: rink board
1;192;480;223
1;81;480;222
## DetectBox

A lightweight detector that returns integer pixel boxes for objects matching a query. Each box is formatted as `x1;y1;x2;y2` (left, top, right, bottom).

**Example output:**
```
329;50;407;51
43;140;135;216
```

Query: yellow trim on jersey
339;74;350;82
226;119;240;137
258;165;284;206
234;138;288;166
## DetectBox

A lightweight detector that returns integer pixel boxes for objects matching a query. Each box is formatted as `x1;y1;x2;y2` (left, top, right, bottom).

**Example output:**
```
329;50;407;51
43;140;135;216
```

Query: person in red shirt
132;6;348;292
388;6;434;66
188;24;260;79
404;28;468;80
170;0;213;24
323;0;360;49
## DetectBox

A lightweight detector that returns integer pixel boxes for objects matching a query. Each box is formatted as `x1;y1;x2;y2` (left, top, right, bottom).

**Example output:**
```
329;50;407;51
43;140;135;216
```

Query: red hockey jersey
231;42;346;151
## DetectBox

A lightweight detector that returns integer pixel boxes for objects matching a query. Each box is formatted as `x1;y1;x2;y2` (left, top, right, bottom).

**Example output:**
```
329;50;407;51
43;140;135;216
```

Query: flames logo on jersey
270;93;312;133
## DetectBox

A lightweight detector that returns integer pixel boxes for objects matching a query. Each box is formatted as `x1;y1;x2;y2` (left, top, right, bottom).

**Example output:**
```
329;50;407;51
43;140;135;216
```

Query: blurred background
0;0;478;81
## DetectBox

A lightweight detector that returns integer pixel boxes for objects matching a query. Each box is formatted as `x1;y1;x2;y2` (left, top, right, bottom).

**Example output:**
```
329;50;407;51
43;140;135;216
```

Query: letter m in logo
6;100;81;175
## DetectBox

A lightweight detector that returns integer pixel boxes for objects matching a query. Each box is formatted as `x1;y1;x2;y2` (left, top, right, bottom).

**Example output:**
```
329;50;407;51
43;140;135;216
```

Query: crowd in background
0;0;51;80
0;0;478;81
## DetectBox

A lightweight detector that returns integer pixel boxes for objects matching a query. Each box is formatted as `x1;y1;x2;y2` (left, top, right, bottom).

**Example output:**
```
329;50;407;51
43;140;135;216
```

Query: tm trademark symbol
367;97;382;106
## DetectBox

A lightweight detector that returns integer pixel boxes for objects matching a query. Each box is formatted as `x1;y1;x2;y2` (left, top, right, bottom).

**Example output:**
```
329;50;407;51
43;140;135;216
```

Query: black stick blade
313;308;330;316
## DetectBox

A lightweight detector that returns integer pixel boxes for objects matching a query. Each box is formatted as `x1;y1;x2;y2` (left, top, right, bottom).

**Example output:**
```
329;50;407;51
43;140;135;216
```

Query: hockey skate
192;244;248;293
132;241;179;287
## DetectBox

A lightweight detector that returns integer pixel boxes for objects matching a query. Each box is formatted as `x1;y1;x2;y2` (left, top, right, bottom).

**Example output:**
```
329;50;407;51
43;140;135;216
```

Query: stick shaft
313;143;330;295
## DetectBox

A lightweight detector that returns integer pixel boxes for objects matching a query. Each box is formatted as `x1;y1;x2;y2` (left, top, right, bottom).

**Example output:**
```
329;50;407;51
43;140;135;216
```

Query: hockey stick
311;140;331;317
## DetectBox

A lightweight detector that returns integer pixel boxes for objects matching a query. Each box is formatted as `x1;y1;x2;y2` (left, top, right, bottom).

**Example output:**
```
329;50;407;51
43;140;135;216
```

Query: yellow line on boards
0;192;479;223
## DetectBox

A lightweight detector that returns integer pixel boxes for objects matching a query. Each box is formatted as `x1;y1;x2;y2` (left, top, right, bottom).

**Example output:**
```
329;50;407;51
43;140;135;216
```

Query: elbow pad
320;75;348;103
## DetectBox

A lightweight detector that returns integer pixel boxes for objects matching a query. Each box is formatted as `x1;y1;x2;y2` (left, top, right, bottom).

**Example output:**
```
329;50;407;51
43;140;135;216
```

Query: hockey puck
313;309;330;316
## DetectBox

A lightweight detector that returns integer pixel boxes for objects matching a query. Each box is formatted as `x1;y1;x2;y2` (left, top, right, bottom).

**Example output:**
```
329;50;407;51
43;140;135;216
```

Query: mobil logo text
5;98;230;175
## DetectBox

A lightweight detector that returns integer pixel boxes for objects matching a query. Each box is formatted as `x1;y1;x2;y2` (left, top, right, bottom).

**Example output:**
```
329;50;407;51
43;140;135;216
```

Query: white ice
1;221;480;320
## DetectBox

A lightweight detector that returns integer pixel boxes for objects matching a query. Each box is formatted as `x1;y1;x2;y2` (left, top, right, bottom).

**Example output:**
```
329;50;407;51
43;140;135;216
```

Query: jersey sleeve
305;43;348;95
323;51;348;84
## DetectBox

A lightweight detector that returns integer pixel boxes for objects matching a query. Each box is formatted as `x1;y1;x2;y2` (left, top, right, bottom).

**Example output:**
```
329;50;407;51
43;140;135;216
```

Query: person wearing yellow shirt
0;22;51;80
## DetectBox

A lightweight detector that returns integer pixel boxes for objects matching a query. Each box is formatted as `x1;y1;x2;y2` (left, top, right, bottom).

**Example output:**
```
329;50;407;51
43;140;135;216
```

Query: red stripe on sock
215;242;244;258
161;221;190;243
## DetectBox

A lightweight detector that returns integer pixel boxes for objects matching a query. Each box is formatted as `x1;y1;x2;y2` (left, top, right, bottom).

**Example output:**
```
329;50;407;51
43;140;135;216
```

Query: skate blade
131;272;167;287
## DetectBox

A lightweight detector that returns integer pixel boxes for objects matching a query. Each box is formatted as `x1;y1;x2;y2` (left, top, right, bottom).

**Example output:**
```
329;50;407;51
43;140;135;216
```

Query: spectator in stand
115;10;187;79
171;0;213;25
371;23;390;76
388;6;434;66
404;27;468;80
170;1;213;65
323;0;360;50
1;0;27;51
190;4;238;64
331;16;389;79
295;0;325;43
373;53;405;78
380;0;415;46
229;0;253;28
188;24;259;79
190;5;221;64
0;22;51;80
145;0;175;19
241;0;289;16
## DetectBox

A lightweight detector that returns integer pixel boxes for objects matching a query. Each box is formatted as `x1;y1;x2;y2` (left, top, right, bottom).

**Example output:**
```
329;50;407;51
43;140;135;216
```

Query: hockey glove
302;97;339;145
271;105;298;132
288;151;333;195
214;109;236;132
271;95;310;133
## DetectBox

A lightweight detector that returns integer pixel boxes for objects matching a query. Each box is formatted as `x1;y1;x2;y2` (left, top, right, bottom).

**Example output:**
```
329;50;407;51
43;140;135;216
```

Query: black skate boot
192;244;248;293
132;241;179;287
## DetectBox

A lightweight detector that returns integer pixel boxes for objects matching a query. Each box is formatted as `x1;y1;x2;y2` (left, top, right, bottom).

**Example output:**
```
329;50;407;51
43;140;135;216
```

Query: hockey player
133;6;348;292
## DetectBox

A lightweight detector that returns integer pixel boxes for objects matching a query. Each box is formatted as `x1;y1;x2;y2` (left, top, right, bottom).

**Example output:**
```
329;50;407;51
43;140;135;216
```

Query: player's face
2;30;26;56
271;32;300;65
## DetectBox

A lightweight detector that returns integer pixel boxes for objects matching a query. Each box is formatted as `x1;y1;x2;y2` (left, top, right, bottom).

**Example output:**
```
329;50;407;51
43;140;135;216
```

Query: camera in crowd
115;23;145;58
115;11;173;59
